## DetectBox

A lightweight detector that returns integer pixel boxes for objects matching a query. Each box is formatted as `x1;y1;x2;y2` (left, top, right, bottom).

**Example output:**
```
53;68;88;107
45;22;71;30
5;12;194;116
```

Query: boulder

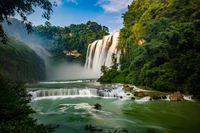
131;97;135;100
123;84;129;88
123;84;134;92
148;92;168;100
134;91;149;97
170;91;184;101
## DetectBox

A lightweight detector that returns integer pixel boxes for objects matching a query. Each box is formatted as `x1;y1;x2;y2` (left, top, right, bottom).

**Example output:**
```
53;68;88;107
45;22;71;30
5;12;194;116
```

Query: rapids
28;80;200;133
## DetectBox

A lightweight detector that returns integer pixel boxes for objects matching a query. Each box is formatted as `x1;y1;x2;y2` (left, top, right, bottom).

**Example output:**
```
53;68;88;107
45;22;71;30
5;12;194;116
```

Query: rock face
170;91;184;101
63;50;81;57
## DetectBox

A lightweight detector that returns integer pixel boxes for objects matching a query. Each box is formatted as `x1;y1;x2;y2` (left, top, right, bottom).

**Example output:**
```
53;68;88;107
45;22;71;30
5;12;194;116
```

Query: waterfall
29;88;98;100
85;32;121;71
28;86;127;100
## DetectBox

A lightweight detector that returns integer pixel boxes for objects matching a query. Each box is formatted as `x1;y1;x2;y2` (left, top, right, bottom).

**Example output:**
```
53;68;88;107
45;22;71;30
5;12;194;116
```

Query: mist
2;18;100;81
46;62;100;81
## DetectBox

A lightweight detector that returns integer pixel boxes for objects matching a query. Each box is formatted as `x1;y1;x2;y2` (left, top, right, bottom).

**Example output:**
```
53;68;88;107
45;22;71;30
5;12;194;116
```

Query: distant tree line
34;21;109;63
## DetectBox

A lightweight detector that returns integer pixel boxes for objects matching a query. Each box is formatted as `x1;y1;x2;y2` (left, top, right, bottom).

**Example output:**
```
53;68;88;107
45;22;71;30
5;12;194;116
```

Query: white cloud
66;0;78;5
96;0;132;12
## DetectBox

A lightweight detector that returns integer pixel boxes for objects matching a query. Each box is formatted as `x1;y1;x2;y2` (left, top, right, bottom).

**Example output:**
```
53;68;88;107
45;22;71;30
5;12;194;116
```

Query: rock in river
170;91;184;101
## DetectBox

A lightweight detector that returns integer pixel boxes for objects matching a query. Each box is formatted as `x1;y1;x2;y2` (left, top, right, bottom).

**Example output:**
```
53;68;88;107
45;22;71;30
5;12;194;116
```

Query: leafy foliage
99;0;200;97
101;65;109;75
0;0;54;43
33;21;109;63
0;79;54;133
2;18;109;63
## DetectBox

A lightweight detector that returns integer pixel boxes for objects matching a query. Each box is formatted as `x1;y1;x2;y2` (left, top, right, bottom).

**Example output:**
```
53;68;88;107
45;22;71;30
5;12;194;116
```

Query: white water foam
136;96;152;103
38;80;84;84
183;95;194;101
60;103;94;110
29;84;127;101
85;32;121;71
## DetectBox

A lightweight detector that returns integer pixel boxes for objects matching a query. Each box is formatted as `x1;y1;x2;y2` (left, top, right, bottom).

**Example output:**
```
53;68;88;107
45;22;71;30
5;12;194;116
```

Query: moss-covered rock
148;92;168;100
123;84;134;92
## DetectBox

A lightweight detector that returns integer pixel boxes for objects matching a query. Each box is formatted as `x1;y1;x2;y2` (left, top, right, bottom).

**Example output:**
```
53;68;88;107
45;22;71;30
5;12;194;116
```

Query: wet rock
85;125;103;132
134;91;149;97
148;92;168;100
123;85;134;93
94;103;102;110
161;95;167;99
123;84;129;88
170;91;184;101
131;97;135;100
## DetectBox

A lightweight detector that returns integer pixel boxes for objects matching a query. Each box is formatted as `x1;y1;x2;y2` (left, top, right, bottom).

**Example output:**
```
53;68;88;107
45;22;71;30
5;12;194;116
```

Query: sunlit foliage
99;0;200;98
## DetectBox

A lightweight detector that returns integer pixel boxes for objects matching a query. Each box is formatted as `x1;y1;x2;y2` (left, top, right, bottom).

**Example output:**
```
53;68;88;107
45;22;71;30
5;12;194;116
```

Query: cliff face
0;36;46;82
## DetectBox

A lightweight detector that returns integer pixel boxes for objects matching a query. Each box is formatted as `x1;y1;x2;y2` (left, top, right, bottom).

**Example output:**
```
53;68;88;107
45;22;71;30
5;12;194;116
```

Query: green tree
0;0;54;43
101;65;109;74
99;0;200;98
0;78;54;133
33;20;109;63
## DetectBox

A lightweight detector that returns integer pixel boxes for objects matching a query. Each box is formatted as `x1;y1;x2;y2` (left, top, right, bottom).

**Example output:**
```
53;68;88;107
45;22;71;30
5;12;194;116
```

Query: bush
0;78;54;133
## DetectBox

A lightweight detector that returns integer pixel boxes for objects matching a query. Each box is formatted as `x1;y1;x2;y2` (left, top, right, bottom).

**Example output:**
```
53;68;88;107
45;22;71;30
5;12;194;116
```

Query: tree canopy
0;0;54;43
33;21;109;63
0;79;54;133
98;0;200;98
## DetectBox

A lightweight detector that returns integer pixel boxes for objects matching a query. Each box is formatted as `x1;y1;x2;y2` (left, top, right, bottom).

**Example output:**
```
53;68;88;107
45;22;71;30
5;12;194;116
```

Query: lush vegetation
2;18;109;63
98;0;200;98
0;36;46;82
0;0;53;44
33;21;109;63
0;78;54;133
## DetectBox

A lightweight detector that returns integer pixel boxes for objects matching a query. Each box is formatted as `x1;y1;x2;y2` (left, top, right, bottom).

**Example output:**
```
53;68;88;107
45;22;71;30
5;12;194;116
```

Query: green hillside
2;18;109;64
98;0;200;98
0;36;46;82
34;21;109;63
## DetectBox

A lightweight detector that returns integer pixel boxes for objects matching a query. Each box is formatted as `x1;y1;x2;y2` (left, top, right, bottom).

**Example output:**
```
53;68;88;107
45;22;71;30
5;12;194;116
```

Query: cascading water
84;32;121;71
28;84;128;101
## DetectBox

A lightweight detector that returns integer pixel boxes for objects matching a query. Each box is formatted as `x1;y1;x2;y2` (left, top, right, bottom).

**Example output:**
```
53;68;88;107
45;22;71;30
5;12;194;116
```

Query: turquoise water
28;80;200;133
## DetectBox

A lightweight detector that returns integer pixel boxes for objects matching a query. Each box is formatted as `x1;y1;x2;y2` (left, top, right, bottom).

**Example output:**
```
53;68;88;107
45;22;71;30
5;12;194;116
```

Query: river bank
123;84;194;102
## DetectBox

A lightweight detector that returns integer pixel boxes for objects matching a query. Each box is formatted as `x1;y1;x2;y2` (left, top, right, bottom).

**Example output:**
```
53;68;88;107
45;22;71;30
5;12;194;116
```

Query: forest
33;21;109;63
2;18;109;64
0;36;46;82
98;0;200;98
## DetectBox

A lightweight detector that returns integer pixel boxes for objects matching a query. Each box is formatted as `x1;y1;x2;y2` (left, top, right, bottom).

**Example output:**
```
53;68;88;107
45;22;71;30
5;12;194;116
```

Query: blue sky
26;0;133;32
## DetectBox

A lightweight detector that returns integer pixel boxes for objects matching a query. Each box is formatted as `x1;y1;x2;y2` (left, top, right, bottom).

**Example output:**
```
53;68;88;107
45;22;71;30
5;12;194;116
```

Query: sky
26;0;133;32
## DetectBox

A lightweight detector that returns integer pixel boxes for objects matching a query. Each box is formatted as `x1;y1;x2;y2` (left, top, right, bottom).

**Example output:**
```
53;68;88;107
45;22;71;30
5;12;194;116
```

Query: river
27;80;200;133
